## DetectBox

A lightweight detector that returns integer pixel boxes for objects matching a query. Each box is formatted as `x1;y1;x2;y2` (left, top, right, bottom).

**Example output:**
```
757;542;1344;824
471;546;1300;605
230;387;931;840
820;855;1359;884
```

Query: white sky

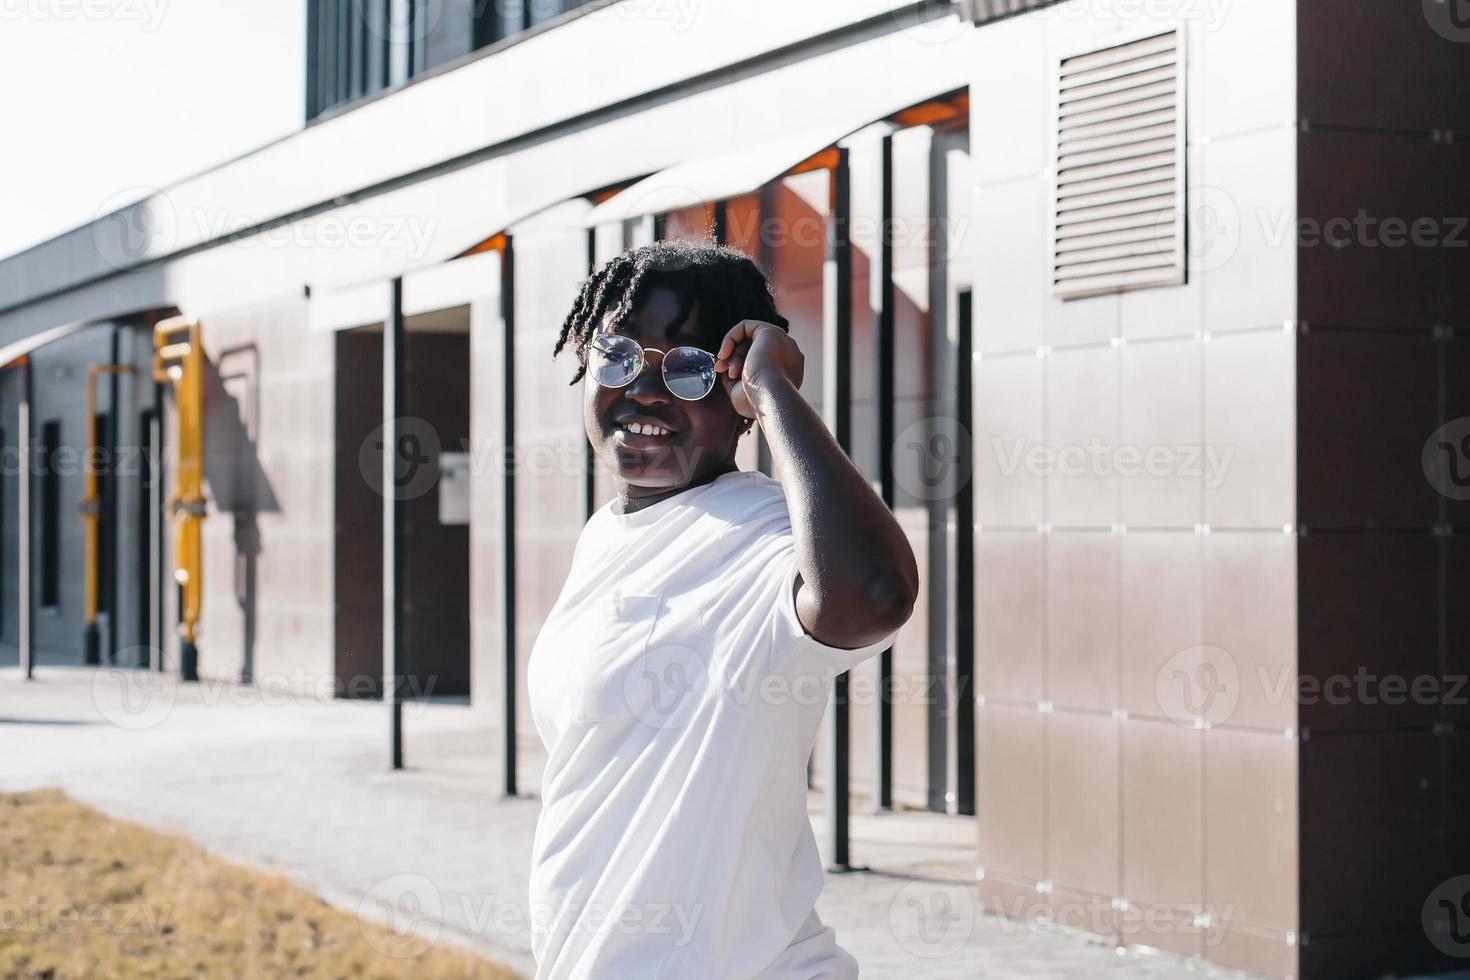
0;0;305;260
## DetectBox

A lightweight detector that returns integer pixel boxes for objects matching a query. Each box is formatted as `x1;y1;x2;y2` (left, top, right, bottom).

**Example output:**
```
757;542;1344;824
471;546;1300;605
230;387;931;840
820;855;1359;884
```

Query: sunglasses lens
664;347;716;400
590;334;640;387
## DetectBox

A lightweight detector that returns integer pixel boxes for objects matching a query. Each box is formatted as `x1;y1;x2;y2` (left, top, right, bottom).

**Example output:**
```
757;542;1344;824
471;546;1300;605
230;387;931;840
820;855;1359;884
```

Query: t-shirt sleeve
719;484;900;679
767;542;900;676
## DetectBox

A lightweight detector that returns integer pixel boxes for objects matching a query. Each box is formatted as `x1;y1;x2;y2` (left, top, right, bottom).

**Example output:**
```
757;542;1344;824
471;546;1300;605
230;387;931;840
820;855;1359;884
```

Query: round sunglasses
588;332;718;401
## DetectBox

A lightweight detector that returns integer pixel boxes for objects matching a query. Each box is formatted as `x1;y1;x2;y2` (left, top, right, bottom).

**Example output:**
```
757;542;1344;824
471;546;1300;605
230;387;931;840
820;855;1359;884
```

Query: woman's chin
609;462;691;490
607;443;706;486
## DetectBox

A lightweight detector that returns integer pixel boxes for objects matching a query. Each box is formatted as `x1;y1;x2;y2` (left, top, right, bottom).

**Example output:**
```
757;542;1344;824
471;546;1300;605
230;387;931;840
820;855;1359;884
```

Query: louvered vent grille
1054;31;1185;300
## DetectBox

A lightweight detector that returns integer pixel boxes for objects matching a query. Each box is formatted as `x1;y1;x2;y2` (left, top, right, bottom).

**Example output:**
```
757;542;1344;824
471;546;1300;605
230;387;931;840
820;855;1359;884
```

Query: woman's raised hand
713;319;805;419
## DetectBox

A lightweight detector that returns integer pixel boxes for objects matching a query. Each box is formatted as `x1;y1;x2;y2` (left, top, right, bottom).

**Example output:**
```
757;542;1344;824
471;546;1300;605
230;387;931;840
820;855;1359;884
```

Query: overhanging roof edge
581;88;970;228
0;308;169;370
314;190;598;295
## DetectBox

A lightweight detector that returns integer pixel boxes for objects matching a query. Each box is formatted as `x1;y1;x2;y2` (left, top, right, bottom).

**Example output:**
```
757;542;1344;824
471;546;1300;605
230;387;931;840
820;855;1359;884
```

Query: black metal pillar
955;289;976;816
712;200;729;245
755;187;777;477
18;360;32;681
925;131;951;813
500;238;520;798
824;147;856;871
385;277;407;770
107;325;122;666
875;133;896;812
152;379;165;671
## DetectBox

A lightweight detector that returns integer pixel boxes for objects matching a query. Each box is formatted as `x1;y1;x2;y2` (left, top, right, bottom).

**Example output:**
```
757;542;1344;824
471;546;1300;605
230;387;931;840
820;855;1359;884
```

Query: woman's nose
626;349;669;402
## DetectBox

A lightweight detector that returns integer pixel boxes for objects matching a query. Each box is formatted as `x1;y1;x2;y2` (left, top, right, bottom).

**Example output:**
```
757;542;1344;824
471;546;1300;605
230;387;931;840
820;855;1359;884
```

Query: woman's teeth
625;422;671;436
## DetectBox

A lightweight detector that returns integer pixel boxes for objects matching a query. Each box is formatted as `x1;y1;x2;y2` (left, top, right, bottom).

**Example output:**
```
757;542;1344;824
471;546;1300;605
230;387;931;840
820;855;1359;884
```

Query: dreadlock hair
552;238;790;385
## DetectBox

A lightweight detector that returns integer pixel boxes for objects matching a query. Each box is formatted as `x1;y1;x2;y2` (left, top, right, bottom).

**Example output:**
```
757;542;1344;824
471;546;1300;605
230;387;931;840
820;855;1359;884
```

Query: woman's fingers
714;323;754;375
715;344;745;376
716;319;769;360
716;320;775;379
714;322;745;363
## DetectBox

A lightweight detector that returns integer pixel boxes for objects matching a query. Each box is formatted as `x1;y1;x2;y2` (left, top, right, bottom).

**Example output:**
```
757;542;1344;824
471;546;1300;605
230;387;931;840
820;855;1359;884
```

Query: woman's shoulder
708;468;786;505
702;469;792;534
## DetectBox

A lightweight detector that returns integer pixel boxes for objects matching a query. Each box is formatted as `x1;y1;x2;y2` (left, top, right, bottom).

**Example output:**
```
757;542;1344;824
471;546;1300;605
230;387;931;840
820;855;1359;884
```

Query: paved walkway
1;668;1256;979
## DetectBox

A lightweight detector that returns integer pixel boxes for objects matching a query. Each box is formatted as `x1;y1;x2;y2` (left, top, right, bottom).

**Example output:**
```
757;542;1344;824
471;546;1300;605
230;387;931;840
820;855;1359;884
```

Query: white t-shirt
526;469;899;980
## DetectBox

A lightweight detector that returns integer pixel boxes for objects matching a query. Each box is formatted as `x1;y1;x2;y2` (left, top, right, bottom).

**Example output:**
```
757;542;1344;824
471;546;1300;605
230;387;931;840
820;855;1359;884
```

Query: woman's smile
612;421;678;450
608;406;685;465
610;410;680;447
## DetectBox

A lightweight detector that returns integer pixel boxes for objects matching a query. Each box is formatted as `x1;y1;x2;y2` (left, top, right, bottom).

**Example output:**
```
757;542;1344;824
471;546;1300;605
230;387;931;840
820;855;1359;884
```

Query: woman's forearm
749;373;919;648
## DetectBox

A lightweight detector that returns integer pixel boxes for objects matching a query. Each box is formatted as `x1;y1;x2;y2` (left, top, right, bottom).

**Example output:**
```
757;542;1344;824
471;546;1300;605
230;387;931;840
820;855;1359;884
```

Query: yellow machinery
152;317;207;681
81;363;136;665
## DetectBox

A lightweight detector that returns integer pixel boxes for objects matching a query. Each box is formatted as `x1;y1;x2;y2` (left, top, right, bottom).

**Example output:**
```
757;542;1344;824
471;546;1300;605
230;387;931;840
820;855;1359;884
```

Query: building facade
0;1;1465;977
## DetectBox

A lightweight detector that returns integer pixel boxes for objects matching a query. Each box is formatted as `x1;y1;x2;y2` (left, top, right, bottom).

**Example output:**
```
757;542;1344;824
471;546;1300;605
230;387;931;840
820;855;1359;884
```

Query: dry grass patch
0;789;520;979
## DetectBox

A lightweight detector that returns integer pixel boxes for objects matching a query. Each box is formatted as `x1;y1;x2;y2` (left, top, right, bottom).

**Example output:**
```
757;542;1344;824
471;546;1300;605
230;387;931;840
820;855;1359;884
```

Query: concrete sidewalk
0;668;1254;979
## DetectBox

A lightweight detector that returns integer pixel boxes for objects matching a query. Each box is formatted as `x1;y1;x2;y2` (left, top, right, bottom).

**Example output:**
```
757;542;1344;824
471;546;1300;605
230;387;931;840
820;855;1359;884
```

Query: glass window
420;0;475;72
308;0;600;118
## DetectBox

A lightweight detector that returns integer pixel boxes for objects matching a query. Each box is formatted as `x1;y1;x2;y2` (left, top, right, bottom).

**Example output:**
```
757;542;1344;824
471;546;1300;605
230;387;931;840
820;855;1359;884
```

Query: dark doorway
39;419;60;610
334;327;385;699
401;323;472;699
334;310;472;702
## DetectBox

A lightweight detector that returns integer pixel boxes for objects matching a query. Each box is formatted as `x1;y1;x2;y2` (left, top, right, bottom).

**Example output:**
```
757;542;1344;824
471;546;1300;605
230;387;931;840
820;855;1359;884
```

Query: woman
527;239;919;979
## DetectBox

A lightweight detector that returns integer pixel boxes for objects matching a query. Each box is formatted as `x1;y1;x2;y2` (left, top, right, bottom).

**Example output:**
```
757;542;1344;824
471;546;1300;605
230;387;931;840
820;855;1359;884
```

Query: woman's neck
613;463;741;516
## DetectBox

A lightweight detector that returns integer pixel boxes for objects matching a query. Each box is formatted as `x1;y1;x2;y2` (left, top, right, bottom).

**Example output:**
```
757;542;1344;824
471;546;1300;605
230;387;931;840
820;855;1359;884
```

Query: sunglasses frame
588;332;718;401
